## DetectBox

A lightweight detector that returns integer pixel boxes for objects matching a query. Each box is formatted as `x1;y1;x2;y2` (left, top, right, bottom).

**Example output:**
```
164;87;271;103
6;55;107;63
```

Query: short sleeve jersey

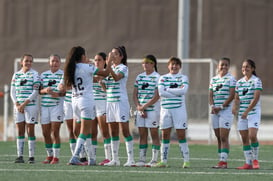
134;71;160;111
93;77;107;101
235;75;263;116
72;63;98;97
59;76;72;103
40;69;64;107
105;64;128;102
11;68;40;106
209;73;236;107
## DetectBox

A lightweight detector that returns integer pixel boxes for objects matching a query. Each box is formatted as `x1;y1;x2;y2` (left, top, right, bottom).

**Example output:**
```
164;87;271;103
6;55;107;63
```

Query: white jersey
235;75;262;116
209;73;236;107
72;63;98;98
10;68;40;106
158;73;189;109
40;69;64;107
105;64;129;102
134;71;160;111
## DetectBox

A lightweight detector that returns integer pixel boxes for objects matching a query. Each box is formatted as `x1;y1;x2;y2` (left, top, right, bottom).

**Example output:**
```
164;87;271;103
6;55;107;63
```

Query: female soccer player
64;46;111;165
40;54;64;164
10;54;40;164
233;59;262;170
104;46;135;167
59;78;87;162
155;57;190;168
133;55;160;167
209;57;236;169
91;52;112;166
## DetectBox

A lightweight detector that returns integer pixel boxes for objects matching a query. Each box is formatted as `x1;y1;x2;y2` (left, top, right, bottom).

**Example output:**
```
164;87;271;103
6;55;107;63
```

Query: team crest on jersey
33;83;40;90
176;77;182;81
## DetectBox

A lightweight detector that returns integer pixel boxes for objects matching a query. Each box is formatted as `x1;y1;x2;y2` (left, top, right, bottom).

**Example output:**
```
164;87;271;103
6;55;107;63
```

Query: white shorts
95;99;106;117
14;105;38;124
106;101;130;123
237;110;261;130
40;104;64;124
211;107;233;129
64;101;73;120
160;107;187;129
72;96;95;121
135;110;160;128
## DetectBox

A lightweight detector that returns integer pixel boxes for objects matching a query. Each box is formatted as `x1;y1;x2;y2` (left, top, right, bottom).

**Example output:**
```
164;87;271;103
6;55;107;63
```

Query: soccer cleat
50;157;59;164
123;160;136;167
99;159;110;166
88;158;96;166
153;161;168;168
145;160;158;167
14;156;24;163
67;157;85;166
135;160;146;167
212;161;227;169
183;162;190;168
28;157;35;164
252;160;260;169
104;160;120;166
237;163;253;170
42;156;53;164
79;157;88;165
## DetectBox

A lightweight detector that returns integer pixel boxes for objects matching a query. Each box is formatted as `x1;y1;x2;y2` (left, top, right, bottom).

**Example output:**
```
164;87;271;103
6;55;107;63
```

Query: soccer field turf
0;141;273;181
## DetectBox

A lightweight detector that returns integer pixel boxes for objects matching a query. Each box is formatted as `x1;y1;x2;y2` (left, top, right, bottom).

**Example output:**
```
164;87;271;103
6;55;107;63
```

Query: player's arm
166;83;189;96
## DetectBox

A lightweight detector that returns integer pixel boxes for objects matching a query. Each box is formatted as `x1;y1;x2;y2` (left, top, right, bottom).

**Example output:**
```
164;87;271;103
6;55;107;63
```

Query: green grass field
0;141;273;181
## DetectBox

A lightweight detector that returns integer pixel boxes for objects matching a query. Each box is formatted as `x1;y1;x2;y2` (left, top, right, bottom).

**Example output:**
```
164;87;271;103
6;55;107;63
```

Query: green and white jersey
209;73;236;107
105;64;128;102
158;73;189;109
93;77;106;101
10;68;40;106
134;71;160;111
64;89;72;103
236;75;262;116
40;69;64;107
59;76;72;103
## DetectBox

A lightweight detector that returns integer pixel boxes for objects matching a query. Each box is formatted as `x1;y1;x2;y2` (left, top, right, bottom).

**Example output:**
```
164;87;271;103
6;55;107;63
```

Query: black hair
144;54;158;72
97;52;107;68
64;46;85;88
243;59;257;76
219;57;230;64
114;46;127;66
168;56;182;67
21;54;33;62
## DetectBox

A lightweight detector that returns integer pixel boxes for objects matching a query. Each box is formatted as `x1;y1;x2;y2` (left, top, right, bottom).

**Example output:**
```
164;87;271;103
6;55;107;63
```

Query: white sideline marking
0;168;273;175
